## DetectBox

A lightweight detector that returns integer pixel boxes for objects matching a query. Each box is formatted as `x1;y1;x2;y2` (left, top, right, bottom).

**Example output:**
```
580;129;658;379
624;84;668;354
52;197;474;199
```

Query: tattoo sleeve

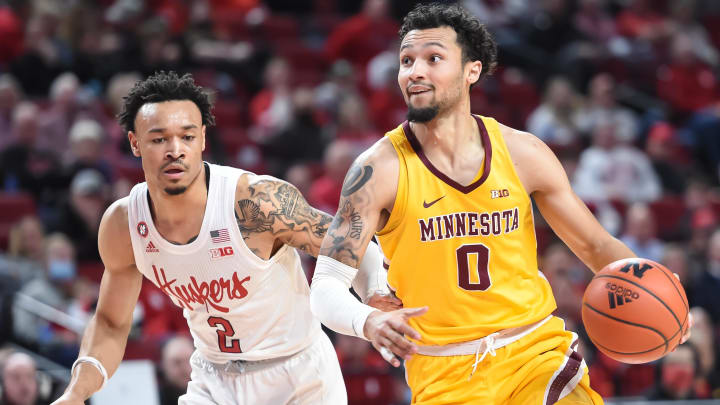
319;161;378;267
236;180;332;256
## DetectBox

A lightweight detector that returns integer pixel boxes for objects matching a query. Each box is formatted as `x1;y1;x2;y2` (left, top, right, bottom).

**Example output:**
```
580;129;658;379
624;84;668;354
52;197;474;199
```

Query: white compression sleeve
351;241;389;303
310;255;378;340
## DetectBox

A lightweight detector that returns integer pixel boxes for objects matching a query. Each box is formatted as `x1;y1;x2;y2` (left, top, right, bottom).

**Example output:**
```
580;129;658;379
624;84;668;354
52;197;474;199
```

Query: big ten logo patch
209;246;235;260
490;189;509;199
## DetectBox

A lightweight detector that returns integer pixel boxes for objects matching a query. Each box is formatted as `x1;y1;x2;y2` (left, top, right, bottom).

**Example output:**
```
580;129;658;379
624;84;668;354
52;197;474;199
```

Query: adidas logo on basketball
146;241;159;253
605;282;640;309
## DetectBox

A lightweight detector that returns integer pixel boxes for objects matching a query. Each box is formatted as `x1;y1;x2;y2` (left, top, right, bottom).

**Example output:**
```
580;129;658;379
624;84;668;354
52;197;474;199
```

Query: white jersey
127;163;320;363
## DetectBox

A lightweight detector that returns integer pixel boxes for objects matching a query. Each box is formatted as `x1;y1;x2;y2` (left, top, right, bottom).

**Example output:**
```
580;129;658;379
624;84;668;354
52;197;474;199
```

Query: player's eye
152;138;164;144
183;135;195;141
401;56;412;65
430;55;441;63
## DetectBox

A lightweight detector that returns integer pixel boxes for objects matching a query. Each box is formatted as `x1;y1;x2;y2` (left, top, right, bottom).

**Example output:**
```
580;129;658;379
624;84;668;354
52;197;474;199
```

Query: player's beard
164;186;187;195
407;104;439;123
406;75;464;123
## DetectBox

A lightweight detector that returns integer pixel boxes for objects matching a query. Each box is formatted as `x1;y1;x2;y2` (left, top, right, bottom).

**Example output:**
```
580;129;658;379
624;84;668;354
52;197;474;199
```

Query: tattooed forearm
236;179;335;256
320;200;367;266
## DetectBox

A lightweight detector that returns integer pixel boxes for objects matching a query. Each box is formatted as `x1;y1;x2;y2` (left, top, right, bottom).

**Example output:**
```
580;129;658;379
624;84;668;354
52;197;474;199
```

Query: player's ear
201;125;206;152
467;61;482;87
129;131;141;157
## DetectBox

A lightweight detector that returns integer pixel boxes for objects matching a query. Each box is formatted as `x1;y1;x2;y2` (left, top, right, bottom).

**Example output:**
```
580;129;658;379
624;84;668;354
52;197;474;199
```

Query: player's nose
165;137;185;160
407;59;427;82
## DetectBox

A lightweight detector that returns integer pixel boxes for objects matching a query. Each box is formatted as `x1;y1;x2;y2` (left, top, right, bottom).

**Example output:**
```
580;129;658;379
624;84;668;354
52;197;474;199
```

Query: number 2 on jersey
207;316;242;353
456;243;492;291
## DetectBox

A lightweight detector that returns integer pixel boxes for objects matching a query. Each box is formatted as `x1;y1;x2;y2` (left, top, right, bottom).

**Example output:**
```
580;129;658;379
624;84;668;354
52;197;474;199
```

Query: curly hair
399;3;498;80
117;71;215;133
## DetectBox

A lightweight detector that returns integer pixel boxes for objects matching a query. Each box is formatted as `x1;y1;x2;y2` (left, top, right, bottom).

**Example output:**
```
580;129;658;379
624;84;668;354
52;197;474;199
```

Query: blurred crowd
2;0;720;403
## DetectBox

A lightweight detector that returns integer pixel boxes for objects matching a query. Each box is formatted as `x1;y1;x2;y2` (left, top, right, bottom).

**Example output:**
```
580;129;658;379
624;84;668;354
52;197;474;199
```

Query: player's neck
410;101;478;159
148;164;208;227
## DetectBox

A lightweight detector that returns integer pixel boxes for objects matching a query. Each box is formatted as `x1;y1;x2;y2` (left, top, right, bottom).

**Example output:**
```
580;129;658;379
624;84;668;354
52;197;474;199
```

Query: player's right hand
50;392;85;405
363;306;428;367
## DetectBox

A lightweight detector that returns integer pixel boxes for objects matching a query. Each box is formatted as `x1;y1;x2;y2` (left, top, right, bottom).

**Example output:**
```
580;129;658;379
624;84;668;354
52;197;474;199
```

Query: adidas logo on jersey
605;282;640;309
146;241;159;253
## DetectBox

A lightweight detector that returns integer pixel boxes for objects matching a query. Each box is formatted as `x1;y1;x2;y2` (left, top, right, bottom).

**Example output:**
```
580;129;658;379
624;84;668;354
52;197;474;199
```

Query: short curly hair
118;71;215;133
399;3;498;81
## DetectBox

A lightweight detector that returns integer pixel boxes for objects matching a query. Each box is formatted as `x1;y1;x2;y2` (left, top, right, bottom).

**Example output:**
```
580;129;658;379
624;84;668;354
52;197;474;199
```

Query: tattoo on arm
320;161;376;267
235;180;333;256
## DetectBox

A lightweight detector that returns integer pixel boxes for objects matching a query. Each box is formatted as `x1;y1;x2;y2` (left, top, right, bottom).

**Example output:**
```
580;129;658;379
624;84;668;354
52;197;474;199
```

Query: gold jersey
376;115;557;345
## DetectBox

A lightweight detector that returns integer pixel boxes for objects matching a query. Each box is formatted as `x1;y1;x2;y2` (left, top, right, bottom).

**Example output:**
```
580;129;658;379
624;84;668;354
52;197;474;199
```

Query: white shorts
178;332;346;405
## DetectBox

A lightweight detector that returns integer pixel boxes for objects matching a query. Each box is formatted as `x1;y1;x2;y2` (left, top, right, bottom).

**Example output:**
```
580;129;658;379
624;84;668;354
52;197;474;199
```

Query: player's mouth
162;165;186;180
408;84;433;96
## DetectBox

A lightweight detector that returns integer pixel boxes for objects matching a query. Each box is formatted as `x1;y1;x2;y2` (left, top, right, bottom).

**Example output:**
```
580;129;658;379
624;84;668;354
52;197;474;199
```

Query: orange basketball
581;258;689;364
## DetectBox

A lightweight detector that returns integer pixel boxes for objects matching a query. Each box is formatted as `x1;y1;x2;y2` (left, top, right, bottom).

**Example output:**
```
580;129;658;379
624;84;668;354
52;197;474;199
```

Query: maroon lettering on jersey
491;212;502;235
468;213;479;236
454;213;467;237
419;218;435;241
152;265;251;313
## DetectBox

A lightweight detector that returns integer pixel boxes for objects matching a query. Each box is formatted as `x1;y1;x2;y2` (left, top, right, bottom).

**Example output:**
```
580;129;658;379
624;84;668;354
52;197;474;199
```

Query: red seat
649;197;686;238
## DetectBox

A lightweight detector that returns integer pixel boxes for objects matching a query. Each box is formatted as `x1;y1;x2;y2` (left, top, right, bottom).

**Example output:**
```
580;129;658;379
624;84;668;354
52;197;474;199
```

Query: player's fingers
680;312;694;344
393;320;423;341
378;346;400;367
673;272;680;281
399;306;429;319
377;336;407;365
381;327;417;358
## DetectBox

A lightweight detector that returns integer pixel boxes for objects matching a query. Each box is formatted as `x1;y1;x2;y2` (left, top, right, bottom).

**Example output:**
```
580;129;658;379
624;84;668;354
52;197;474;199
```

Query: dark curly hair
399;3;498;81
118;71;215;133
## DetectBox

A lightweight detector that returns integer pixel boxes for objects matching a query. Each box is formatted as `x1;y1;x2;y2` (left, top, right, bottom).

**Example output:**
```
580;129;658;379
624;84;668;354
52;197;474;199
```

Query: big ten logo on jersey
490;189;509;199
209;246;234;260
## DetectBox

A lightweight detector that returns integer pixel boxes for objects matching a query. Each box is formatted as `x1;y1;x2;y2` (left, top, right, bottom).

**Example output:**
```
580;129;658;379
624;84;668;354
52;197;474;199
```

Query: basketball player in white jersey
51;71;398;405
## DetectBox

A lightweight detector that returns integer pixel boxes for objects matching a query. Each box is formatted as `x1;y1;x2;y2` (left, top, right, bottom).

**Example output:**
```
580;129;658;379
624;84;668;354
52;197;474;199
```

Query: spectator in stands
36;73;84;152
158;335;194;405
662;244;696;305
0;73;23;149
657;32;718;117
620;203;665;262
315;60;359;121
688;307;720;398
577;73;639;143
50;169;109;262
692;228;720;325
12;233;86;366
0;216;46;284
669;0;719;67
249;57;293;141
573;0;617;44
1;352;39;405
334;94;380;143
325;0;398;69
526;76;584;147
645;122;688;195
64;119;112;183
616;0;672;42
647;342;702;400
0;102;65;210
572;120;661;204
309;140;358;213
260;87;327;176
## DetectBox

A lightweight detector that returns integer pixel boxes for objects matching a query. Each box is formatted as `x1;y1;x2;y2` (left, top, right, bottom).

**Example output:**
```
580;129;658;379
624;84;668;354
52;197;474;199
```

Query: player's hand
673;272;693;346
366;290;403;312
50;392;85;405
363;306;428;367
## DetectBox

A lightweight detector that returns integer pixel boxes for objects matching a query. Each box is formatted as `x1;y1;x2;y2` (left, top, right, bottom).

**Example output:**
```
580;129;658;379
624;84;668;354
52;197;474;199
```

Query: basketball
581;258;689;364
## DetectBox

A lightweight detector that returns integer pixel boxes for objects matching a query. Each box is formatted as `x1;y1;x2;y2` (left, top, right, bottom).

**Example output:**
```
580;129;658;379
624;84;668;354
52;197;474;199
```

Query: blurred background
1;0;720;403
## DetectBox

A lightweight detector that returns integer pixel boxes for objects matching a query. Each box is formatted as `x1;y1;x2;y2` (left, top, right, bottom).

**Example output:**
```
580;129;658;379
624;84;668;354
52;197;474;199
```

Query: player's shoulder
496;122;555;164
101;196;131;234
355;136;398;174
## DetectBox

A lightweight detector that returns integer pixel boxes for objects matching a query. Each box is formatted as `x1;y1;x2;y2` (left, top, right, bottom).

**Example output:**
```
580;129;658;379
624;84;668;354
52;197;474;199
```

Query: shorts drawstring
469;332;499;381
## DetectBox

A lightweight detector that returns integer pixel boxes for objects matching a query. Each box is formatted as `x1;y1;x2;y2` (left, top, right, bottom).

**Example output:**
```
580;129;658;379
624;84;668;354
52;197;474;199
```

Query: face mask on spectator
48;259;76;280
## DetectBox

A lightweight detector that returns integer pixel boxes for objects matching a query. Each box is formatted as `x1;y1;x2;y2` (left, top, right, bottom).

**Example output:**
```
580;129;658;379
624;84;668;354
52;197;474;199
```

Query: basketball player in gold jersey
310;3;692;405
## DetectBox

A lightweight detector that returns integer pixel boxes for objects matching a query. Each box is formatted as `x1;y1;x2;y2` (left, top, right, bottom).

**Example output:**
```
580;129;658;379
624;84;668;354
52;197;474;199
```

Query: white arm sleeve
352;241;389;303
310;255;378;340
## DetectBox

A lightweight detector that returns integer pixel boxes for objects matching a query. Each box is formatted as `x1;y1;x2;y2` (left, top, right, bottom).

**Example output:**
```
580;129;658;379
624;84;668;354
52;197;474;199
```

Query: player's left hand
367;290;403;312
673;272;693;346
